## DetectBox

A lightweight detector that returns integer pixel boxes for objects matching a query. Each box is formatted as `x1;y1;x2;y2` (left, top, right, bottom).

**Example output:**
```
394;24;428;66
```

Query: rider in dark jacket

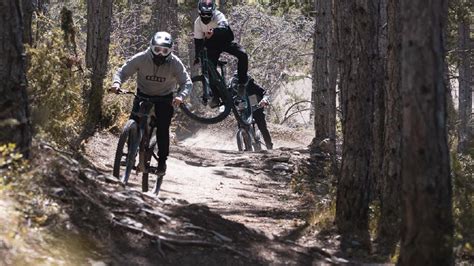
232;74;273;150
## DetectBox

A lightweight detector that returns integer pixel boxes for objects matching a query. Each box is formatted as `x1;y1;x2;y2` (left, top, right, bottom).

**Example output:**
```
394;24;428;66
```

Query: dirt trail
0;123;342;265
85;123;313;239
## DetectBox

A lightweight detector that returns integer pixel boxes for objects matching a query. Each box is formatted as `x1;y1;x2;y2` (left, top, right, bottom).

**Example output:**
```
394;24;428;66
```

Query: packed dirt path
1;123;345;265
85;123;313;240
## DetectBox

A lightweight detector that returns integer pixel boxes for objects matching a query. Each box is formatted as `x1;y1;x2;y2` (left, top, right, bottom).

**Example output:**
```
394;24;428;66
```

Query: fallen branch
183;224;233;243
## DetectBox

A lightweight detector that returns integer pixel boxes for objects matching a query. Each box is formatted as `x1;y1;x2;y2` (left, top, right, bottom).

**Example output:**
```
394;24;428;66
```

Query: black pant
130;93;174;163
207;41;248;84
253;108;273;148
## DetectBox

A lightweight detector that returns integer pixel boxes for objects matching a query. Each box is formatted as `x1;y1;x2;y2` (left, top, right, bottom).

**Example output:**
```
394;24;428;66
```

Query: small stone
272;163;291;172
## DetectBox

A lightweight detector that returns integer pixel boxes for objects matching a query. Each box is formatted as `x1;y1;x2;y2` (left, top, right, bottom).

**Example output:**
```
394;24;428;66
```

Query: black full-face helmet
198;0;216;24
150;31;173;65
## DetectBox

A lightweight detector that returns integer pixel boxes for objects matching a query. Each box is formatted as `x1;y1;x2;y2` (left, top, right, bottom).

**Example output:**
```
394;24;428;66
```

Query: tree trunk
219;0;227;13
458;18;472;153
21;0;34;45
334;0;378;243
370;0;387;200
312;0;336;155
85;0;113;133
0;0;32;157
377;0;401;245
150;0;179;54
398;0;453;264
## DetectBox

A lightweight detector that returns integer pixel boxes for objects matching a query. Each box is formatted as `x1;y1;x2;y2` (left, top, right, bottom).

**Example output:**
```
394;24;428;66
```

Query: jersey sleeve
173;56;192;98
112;53;141;85
193;18;204;39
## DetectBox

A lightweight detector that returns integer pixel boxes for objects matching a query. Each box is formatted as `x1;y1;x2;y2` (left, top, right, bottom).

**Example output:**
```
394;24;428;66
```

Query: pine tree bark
312;0;336;155
0;0;32;156
398;0;453;264
335;0;378;241
150;0;179;53
371;0;387;200
85;0;113;133
458;18;472;153
21;0;34;45
378;0;401;244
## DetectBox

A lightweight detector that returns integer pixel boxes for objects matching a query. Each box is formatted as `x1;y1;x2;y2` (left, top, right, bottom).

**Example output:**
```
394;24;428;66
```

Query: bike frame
200;48;252;125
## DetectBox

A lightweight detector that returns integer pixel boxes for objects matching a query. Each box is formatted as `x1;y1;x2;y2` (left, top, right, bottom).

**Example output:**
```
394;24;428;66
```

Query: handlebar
108;89;173;104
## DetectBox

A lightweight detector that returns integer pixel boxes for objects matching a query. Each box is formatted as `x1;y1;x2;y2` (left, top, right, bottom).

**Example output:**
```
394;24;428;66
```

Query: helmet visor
152;46;171;56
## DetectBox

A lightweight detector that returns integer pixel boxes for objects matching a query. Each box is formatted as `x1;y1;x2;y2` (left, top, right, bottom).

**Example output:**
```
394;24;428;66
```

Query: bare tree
0;0;32;156
458;16;472;153
334;0;379;245
311;0;336;156
398;0;453;264
84;0;113;134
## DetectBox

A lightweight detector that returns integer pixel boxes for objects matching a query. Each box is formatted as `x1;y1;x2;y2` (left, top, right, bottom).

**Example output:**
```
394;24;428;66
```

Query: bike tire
113;120;138;184
252;128;262;151
180;75;232;124
221;84;252;127
142;128;157;192
236;128;253;151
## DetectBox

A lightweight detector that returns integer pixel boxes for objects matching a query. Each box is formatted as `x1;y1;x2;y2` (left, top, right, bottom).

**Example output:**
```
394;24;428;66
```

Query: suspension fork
201;48;211;103
137;102;152;170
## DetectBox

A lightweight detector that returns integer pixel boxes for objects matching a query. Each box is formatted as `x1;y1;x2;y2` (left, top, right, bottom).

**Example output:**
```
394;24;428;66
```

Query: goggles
152;46;171;56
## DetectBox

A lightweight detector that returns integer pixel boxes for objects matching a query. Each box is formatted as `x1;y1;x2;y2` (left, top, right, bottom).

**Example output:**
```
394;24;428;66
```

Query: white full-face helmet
150;31;173;57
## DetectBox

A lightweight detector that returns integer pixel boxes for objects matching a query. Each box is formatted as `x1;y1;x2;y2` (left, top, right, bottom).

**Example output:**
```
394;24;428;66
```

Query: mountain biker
193;0;249;107
111;31;192;175
231;74;273;150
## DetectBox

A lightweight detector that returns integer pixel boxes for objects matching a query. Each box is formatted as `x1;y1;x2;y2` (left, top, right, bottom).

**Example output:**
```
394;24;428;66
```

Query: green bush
27;24;86;146
0;144;27;187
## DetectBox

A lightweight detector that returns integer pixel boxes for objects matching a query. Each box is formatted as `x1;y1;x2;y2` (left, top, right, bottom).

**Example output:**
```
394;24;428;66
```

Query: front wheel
113;120;138;185
236;128;253;151
252;128;262;151
180;75;232;124
142;127;157;192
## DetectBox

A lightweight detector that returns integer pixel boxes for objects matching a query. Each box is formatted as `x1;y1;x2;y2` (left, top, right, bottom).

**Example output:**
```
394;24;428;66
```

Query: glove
110;83;122;94
172;96;183;107
259;98;269;107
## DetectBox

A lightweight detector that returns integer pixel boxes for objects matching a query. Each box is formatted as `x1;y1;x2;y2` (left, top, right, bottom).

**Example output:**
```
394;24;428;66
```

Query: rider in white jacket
193;0;249;106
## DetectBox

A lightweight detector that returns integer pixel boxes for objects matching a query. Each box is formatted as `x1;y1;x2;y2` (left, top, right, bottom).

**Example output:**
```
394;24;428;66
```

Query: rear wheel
113;120;138;185
180;75;231;124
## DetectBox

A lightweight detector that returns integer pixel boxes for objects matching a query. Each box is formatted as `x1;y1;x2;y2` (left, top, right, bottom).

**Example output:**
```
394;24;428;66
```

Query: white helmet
150;31;173;57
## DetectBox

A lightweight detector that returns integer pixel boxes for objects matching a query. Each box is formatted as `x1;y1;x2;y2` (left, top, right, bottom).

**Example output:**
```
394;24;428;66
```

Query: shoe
156;161;167;176
209;96;220;109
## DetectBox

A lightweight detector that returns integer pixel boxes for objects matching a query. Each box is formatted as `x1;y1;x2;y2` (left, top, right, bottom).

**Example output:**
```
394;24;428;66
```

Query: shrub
27;22;86;146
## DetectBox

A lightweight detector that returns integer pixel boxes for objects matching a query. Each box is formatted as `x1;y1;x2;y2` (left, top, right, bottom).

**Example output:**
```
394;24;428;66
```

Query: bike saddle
217;60;228;66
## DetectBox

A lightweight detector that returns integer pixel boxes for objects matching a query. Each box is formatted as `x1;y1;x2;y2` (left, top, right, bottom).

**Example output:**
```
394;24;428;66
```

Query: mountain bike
235;99;264;152
112;92;167;194
179;47;252;127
